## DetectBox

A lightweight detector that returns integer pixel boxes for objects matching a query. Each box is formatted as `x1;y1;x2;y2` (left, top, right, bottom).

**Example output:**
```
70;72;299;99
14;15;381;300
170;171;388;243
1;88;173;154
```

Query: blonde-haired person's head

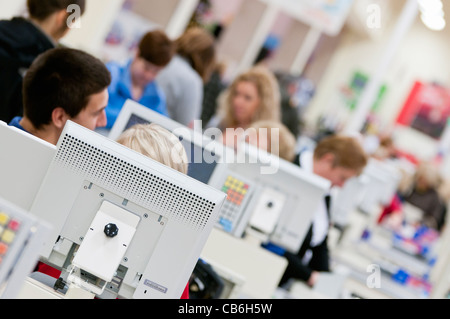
217;66;281;129
116;124;188;174
248;120;296;162
415;161;442;191
314;135;368;175
175;27;216;83
312;135;368;188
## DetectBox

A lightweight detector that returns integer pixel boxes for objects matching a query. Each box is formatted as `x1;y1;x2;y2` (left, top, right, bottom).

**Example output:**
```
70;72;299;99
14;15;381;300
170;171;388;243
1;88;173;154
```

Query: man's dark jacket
0;17;54;123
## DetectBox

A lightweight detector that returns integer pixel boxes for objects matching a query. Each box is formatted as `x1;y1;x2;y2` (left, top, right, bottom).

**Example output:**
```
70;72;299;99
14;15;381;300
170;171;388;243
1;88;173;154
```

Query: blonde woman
208;66;281;149
156;27;216;127
116;123;190;298
402;161;446;231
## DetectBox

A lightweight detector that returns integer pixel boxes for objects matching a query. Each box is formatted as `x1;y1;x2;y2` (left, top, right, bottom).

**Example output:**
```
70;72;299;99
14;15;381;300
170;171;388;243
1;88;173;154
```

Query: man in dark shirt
0;0;86;123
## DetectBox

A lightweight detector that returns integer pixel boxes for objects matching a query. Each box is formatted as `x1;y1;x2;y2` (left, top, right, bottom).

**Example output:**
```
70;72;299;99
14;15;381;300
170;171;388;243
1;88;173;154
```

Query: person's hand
307;271;320;287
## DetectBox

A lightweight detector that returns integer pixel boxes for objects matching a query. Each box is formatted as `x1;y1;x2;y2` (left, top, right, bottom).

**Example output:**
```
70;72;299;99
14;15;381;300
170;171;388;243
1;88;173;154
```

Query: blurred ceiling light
418;0;443;13
421;13;446;31
418;0;446;31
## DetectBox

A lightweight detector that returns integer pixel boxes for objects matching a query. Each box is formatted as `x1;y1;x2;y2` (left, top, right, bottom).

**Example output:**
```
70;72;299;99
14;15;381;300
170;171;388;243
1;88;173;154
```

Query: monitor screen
126;113;153;129
121;108;221;185
184;141;219;184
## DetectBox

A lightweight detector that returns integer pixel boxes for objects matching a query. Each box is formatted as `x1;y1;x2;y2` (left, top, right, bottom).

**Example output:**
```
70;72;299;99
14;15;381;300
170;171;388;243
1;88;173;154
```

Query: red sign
397;81;450;139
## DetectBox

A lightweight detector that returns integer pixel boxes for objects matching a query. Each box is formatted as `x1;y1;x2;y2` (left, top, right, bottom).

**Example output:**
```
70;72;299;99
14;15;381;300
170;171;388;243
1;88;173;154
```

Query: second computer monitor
229;143;331;253
109;100;232;186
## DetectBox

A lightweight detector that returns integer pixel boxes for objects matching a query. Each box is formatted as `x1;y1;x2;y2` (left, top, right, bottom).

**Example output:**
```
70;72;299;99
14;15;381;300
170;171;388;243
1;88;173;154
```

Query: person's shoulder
0;17;26;28
106;59;130;85
105;59;126;72
0;18;30;41
171;56;200;78
0;17;53;59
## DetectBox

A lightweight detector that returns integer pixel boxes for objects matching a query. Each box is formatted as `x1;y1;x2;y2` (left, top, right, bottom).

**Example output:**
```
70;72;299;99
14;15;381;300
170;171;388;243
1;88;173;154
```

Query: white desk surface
201;228;288;299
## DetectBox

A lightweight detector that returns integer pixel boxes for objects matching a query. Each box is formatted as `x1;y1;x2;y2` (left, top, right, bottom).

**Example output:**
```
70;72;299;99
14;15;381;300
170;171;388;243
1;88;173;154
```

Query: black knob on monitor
104;223;119;238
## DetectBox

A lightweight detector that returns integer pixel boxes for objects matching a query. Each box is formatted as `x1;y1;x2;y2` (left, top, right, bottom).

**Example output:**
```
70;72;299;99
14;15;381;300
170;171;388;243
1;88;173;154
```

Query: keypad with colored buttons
217;175;252;233
0;211;21;266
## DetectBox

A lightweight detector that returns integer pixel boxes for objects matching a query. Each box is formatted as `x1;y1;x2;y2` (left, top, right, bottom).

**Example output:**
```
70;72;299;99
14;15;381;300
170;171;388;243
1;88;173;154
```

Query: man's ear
55;8;69;28
51;107;70;129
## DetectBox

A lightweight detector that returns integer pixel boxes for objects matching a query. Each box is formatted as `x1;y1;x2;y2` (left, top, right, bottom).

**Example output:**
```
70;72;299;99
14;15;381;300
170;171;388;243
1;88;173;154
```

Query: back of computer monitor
331;175;368;227
229;143;330;253
29;121;226;299
358;158;402;215
0;121;56;212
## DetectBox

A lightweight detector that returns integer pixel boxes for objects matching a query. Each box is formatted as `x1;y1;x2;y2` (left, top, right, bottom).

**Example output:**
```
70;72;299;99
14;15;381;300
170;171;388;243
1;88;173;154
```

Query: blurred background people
200;61;227;129
207;65;281;149
105;29;175;130
400;161;447;232
156;27;216;127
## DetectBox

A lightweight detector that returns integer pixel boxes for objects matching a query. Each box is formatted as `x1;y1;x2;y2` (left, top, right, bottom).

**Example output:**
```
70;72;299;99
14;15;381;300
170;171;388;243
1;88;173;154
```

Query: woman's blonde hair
249;120;296;162
116;124;188;174
217;66;281;129
414;161;442;190
175;27;216;83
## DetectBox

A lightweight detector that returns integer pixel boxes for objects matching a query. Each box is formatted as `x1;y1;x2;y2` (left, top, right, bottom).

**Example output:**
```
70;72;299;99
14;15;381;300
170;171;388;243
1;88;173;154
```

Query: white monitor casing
0;121;56;211
230;143;331;253
29;121;226;299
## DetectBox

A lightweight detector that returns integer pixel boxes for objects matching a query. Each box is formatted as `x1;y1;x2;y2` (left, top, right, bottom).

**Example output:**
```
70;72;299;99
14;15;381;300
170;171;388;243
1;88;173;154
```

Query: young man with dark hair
0;0;86;123
104;29;175;129
9;47;111;145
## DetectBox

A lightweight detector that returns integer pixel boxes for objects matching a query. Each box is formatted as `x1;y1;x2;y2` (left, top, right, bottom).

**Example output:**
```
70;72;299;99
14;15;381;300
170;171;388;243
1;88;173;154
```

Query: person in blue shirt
105;30;175;129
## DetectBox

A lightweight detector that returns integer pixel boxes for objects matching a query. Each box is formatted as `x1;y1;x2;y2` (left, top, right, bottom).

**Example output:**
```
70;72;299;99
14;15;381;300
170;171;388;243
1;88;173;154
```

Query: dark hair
138;30;175;67
27;0;86;21
23;48;111;129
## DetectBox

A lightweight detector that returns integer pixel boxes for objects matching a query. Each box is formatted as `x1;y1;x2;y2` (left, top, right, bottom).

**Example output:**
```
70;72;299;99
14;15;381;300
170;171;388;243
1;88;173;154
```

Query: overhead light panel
418;0;446;31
